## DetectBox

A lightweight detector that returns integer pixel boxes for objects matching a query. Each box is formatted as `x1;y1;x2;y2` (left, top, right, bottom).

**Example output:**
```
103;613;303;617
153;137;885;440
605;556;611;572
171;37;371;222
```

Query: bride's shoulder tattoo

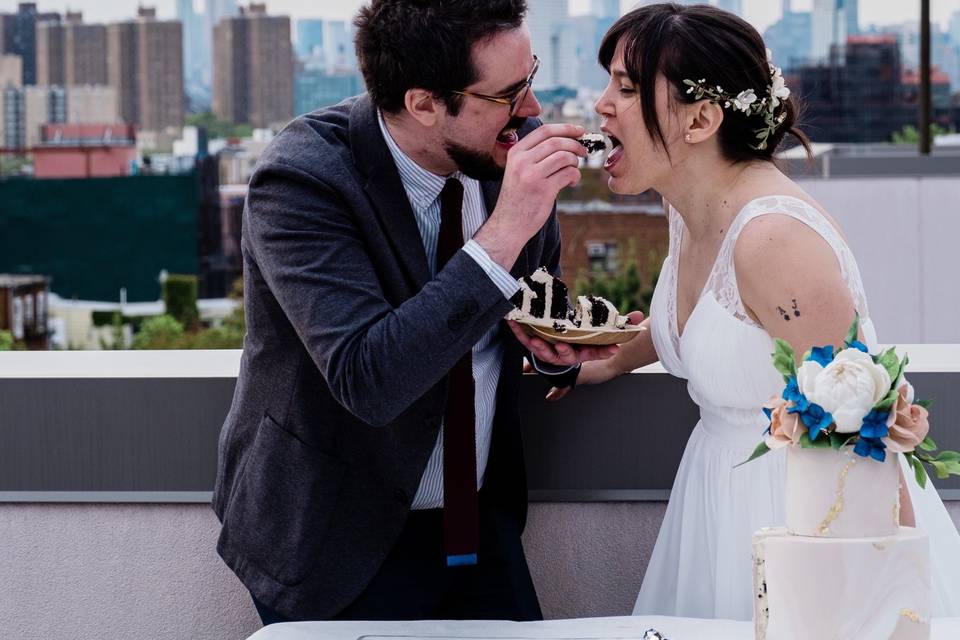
776;299;801;322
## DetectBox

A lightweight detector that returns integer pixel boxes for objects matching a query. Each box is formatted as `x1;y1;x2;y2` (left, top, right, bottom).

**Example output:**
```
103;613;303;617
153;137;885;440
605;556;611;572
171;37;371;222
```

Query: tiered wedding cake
752;446;931;639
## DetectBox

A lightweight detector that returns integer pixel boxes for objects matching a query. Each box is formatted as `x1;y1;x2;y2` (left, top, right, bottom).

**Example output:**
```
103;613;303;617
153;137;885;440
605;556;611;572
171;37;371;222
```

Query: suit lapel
349;96;431;290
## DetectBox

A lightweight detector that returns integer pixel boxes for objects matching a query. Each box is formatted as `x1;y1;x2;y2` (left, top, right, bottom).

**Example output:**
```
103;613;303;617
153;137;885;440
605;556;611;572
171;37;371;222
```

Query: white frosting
507;270;627;331
753;527;930;640
573;295;626;329
785;446;900;538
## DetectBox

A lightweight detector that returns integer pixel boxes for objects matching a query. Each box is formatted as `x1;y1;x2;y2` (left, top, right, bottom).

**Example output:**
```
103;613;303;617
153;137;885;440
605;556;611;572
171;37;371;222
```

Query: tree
163;274;200;329
184;111;253;139
131;315;185;350
0;330;13;351
574;247;662;317
891;123;955;144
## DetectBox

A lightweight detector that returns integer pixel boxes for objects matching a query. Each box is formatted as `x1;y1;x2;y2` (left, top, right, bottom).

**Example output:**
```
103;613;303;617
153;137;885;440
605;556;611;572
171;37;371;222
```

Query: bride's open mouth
604;134;624;170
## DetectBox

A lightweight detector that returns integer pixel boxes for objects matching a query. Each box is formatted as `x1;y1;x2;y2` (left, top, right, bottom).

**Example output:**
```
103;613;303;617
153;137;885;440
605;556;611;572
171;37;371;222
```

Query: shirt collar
377;110;462;212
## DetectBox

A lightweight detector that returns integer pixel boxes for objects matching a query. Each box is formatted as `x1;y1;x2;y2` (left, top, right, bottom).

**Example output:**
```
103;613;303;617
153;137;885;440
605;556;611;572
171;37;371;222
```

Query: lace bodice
650;194;878;417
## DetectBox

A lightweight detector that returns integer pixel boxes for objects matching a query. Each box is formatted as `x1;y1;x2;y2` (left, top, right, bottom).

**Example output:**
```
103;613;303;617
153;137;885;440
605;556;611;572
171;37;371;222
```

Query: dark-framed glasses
450;55;539;116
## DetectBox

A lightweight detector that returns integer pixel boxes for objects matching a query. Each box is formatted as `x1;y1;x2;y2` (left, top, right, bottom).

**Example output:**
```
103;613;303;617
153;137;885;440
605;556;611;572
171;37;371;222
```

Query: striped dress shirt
377;112;520;510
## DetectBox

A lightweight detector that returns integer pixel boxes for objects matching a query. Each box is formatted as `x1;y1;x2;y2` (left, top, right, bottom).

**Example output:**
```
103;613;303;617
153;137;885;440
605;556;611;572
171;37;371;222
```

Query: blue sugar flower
846;340;869;353
782;377;809;412
859;409;890;440
798;402;833;441
854;436;887;462
807;345;834;367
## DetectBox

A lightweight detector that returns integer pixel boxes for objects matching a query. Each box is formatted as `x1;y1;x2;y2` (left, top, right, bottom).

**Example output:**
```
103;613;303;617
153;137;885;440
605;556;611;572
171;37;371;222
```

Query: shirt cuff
463;239;520;300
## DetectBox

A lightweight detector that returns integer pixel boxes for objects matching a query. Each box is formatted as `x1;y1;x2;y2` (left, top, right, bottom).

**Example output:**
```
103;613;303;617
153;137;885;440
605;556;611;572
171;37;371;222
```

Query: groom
212;0;616;624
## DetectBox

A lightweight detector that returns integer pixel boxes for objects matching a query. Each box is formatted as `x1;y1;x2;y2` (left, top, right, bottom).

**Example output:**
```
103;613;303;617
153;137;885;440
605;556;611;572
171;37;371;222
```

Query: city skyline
2;0;960;35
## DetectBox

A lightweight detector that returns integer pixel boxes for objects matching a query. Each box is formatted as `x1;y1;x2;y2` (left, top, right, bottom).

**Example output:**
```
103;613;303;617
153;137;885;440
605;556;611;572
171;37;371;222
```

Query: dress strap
703;195;871;328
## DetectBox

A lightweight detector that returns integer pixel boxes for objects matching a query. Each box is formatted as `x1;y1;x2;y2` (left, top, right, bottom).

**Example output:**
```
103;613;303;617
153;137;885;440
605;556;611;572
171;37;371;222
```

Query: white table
246;615;960;640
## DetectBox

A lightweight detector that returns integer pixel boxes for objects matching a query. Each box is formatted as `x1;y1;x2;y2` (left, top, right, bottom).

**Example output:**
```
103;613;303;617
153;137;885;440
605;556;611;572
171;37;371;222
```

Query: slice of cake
507;268;628;331
508;267;572;324
576;133;607;154
573;295;628;330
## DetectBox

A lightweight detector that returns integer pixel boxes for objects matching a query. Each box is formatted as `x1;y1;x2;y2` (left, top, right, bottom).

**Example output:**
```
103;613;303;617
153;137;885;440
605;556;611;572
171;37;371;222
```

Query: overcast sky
1;1;958;35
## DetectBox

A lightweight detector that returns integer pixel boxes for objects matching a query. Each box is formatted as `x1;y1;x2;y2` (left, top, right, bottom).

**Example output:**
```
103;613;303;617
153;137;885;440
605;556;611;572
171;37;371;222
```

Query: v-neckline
670;196;766;342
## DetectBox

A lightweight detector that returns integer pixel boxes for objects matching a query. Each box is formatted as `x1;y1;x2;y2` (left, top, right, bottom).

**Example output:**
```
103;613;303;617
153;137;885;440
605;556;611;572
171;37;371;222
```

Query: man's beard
443;117;527;182
443;140;504;182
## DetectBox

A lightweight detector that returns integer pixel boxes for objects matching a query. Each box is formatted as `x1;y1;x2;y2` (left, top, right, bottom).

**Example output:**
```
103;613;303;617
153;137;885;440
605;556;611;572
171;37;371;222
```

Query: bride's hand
543;359;619;401
537;310;646;401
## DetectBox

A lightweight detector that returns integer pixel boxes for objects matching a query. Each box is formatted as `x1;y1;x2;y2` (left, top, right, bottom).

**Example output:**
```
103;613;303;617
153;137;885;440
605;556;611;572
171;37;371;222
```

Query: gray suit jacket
212;94;565;619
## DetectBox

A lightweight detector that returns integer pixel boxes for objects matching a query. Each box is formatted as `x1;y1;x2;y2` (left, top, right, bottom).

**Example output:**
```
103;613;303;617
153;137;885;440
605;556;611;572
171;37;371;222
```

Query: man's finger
512;123;585;152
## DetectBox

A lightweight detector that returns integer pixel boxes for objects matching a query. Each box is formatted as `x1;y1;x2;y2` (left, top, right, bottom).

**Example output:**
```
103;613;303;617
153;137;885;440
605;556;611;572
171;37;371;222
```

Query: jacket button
393;489;409;505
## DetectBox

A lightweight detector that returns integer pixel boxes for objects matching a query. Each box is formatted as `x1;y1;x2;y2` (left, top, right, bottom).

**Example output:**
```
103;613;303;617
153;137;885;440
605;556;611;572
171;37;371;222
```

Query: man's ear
685;99;724;144
404;88;440;127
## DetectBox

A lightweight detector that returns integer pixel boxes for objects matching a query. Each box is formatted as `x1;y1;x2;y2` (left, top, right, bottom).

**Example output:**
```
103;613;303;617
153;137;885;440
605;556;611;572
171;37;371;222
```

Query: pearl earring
684;133;692;143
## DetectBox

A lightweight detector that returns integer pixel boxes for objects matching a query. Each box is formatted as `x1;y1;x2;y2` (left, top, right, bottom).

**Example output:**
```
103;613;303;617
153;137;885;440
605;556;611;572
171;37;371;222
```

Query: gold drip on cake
817;457;857;535
900;608;921;623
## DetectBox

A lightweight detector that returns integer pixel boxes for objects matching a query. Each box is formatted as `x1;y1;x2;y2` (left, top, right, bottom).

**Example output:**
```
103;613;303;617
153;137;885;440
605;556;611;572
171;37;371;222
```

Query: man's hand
475;124;587;270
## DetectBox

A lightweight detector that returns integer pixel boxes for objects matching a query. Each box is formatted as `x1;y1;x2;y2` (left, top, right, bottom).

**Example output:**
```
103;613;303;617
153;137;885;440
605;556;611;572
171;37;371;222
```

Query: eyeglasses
450;56;539;116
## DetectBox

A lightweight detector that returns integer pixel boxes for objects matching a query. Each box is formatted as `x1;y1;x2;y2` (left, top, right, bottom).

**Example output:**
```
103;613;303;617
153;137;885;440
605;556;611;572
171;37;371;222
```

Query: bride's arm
734;214;858;361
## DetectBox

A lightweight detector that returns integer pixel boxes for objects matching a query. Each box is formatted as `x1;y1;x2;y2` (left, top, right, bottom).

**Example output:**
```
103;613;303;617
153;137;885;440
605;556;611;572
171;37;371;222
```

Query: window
587;241;619;273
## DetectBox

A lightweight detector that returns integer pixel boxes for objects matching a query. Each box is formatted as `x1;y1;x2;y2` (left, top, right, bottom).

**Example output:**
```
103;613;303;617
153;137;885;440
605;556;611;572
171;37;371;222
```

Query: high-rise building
176;0;207;107
36;13;108;87
590;0;620;19
812;0;859;61
0;3;61;85
322;21;356;72
294;70;362;116
296;19;325;61
763;8;812;70
213;4;293;129
715;0;743;16
107;7;184;132
2;84;25;147
0;54;22;88
527;0;577;91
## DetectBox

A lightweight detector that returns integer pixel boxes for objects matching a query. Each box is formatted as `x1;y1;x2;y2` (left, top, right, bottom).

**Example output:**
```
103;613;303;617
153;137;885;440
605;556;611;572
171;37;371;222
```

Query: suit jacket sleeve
243;160;515;427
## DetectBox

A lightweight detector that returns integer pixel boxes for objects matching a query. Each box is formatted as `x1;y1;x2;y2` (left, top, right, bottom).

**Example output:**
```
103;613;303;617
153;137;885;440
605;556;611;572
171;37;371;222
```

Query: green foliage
573;246;661;317
98;312;127;350
0;330;13;351
735;441;771;467
891;123;956;144
772;339;797;381
163;274;199;328
131;315;185;350
184;111;253;139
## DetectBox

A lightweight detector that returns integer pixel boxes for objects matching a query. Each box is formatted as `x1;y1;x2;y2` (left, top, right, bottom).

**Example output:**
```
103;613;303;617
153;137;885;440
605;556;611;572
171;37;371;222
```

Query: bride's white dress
633;195;960;620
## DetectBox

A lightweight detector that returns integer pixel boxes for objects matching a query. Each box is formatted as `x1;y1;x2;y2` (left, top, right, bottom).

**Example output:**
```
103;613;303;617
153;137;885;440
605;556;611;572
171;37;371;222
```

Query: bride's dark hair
598;2;812;163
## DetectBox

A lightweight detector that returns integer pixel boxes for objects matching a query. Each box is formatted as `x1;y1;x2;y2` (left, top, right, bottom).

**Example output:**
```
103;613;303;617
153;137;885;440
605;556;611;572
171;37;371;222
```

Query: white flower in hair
733;89;757;113
769;67;791;108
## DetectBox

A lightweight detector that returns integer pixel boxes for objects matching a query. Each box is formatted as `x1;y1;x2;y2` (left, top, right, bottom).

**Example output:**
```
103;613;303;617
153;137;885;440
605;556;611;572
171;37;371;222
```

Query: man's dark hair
599;3;812;163
354;0;528;115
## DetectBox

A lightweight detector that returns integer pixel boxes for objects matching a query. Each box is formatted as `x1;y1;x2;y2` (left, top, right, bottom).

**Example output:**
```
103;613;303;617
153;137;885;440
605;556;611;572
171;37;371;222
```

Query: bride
510;2;960;622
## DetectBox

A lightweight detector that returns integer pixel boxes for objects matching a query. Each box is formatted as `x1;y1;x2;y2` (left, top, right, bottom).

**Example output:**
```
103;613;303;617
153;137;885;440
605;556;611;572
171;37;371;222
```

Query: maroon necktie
436;177;479;567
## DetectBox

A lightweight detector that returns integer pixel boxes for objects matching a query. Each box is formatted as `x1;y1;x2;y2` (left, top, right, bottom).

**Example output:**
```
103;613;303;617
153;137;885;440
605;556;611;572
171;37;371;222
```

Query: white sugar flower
769;68;791;108
798;349;892;433
733;89;757;113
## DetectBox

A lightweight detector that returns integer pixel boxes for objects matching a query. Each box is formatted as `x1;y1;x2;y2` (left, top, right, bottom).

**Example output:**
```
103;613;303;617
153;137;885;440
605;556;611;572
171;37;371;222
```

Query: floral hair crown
682;49;791;151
